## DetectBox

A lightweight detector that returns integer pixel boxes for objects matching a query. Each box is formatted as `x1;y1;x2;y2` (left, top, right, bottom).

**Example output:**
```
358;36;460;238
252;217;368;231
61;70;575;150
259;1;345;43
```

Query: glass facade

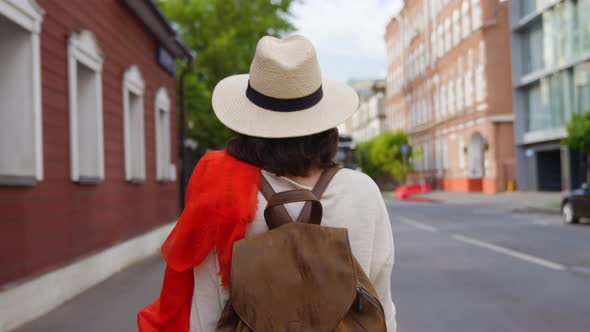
520;0;560;17
525;70;574;132
575;62;590;112
521;0;590;76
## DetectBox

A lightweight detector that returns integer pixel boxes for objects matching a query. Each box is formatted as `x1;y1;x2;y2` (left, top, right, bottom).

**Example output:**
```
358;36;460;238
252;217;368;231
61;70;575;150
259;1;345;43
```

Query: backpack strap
260;166;341;228
264;190;322;229
295;166;341;222
260;174;293;229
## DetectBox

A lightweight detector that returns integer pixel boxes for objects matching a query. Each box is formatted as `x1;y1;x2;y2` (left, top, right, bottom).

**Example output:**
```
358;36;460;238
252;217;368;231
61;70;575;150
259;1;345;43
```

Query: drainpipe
178;57;193;211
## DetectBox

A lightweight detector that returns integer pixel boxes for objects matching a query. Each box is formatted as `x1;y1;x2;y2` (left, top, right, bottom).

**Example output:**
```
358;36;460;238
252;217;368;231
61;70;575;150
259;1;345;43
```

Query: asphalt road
13;198;590;332
387;199;590;332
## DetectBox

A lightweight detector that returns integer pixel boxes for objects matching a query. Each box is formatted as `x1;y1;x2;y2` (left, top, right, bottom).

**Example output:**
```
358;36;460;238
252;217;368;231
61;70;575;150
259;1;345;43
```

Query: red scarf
137;150;261;332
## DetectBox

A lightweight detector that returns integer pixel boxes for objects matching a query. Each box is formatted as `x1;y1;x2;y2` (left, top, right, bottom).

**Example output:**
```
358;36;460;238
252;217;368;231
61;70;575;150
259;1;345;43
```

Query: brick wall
0;0;179;286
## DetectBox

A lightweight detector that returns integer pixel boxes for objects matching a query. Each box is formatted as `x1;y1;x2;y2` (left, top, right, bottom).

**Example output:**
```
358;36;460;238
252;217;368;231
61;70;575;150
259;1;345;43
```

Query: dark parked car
562;183;590;224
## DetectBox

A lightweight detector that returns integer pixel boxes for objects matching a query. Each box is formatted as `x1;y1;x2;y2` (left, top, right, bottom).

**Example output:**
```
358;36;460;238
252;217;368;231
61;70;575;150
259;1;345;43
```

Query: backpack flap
229;222;357;332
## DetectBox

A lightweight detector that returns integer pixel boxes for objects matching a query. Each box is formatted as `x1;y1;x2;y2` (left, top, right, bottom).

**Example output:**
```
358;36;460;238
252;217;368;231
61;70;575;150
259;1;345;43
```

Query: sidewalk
12;256;165;332
390;190;563;214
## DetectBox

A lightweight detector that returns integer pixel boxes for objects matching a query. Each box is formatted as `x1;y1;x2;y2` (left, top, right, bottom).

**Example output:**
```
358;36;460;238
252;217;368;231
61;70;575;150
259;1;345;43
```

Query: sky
291;0;403;83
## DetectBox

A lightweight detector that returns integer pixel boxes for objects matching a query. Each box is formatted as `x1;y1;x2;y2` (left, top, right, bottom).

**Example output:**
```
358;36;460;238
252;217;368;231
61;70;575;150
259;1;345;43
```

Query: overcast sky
291;0;403;83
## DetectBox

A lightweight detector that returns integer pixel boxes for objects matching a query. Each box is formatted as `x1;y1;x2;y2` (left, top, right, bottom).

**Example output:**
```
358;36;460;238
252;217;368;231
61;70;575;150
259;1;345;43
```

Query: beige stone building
384;0;515;193
338;79;387;145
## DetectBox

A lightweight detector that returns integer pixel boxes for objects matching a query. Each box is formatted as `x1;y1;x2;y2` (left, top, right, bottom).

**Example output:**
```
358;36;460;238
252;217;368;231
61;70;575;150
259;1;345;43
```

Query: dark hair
226;128;339;177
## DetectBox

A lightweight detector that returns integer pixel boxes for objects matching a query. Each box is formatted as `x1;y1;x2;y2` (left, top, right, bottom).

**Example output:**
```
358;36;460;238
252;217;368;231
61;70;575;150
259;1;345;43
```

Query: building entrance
536;150;562;191
468;132;486;178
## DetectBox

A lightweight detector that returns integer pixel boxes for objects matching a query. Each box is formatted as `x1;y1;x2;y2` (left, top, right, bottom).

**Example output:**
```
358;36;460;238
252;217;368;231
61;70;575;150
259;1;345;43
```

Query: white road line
398;217;439;233
452;234;565;271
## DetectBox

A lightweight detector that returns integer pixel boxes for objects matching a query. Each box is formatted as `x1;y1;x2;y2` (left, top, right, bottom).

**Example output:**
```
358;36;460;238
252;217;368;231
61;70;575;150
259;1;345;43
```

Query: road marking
452;234;565;271
398;217;439;233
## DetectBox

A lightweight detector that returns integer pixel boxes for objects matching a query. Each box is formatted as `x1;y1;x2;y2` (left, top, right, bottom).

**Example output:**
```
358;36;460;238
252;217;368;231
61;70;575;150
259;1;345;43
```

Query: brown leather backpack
216;167;387;332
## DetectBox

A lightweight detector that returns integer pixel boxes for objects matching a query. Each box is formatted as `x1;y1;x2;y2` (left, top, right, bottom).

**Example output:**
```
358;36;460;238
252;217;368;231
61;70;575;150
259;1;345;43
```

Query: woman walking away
138;35;397;332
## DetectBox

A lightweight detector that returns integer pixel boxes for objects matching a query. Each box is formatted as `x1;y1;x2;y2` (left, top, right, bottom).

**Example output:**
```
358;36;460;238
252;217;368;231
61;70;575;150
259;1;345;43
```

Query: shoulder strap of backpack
260;174;293;229
295;166;341;222
260;166;341;227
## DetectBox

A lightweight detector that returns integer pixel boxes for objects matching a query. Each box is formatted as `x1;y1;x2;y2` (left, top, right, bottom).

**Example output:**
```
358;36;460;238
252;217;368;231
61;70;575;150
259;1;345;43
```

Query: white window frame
155;87;174;182
461;1;471;39
437;25;444;58
479;40;486;66
441;83;447;116
452;10;461;46
456;76;464;111
471;0;482;30
68;30;104;183
444;17;451;53
430;33;437;65
434;76;440;120
476;65;487;103
465;70;474;107
448;80;455;114
123;65;146;183
442;138;449;169
0;0;44;185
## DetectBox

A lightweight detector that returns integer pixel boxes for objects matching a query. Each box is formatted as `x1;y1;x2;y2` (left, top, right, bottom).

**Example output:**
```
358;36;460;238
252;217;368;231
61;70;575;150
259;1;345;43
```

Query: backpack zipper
356;287;384;315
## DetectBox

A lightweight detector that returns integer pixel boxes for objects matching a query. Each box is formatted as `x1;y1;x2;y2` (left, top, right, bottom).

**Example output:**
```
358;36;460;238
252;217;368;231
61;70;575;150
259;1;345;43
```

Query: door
468;132;485;178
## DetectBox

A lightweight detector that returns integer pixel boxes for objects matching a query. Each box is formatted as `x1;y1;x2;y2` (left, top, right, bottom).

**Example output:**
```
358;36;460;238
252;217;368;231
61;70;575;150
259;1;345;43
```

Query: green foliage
356;140;385;180
564;110;590;183
356;131;413;183
156;0;296;152
563;110;590;153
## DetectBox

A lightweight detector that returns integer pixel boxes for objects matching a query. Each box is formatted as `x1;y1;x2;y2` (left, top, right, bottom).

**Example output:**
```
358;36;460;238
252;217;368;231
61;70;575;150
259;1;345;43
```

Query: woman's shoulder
331;168;381;198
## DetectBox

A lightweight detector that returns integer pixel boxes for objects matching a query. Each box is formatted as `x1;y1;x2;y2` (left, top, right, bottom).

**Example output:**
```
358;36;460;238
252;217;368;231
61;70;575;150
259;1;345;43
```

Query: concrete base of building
0;221;175;332
441;178;498;194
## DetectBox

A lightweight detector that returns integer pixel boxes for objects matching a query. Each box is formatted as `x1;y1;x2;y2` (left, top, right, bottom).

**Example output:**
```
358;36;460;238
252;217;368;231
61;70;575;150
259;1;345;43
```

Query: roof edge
124;0;192;60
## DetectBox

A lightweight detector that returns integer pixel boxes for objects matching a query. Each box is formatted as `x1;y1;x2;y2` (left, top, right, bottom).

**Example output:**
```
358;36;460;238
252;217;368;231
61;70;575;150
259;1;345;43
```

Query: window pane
76;62;100;180
525;70;575;132
525;83;543;131
520;0;537;18
465;70;474;106
448;81;455;114
0;15;35;179
129;92;143;179
456;77;463;111
462;1;471;38
444;18;451;52
578;0;590;54
471;0;482;29
575;62;590;113
452;10;460;45
523;23;544;74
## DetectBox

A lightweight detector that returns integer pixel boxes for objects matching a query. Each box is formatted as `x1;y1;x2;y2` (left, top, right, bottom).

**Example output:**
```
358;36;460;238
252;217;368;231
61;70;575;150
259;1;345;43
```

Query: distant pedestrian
138;35;396;332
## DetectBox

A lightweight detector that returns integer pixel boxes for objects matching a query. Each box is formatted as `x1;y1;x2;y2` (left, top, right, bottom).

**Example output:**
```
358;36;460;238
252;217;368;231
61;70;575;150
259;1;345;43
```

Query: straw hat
212;35;359;138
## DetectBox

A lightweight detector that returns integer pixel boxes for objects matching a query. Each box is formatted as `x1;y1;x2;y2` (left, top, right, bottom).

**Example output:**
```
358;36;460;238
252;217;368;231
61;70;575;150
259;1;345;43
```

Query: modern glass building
510;0;590;191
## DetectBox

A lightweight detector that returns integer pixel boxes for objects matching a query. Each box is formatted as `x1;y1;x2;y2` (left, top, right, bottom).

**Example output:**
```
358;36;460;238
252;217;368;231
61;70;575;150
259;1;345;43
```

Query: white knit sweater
190;168;397;331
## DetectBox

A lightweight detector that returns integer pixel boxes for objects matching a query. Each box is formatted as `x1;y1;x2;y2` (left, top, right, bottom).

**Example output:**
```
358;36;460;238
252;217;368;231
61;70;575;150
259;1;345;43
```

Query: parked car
562;183;590;224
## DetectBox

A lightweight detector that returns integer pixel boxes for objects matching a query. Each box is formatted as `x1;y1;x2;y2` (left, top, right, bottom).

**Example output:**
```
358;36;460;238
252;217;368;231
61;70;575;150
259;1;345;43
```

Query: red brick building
384;0;515;193
0;1;190;329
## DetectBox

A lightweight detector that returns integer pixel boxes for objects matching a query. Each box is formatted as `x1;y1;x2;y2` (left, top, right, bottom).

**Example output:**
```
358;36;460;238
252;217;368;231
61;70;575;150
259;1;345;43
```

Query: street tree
563;110;590;184
356;131;413;184
156;0;296;153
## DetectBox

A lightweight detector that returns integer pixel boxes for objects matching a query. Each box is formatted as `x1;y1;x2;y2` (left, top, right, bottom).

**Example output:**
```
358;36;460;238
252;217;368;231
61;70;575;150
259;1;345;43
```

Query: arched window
68;30;104;183
0;0;44;185
123;65;146;183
